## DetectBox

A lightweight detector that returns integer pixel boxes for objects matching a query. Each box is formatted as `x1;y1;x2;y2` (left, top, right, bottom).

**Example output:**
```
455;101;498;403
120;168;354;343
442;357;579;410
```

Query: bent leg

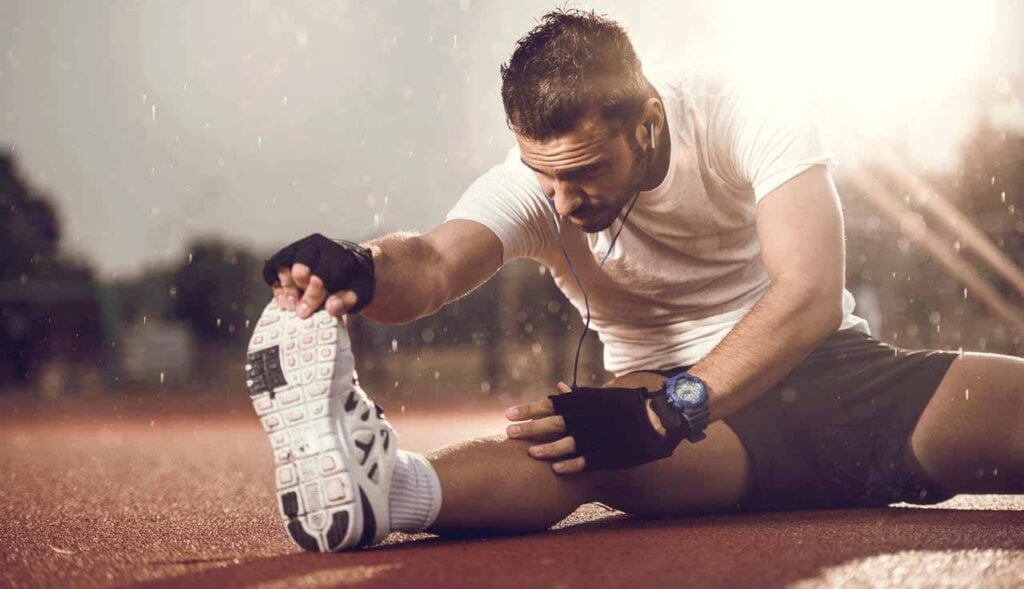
908;352;1024;493
590;372;753;517
425;371;753;536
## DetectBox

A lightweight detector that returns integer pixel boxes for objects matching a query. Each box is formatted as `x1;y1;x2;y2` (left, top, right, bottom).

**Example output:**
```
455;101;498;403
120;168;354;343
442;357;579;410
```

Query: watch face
676;379;704;404
668;375;707;408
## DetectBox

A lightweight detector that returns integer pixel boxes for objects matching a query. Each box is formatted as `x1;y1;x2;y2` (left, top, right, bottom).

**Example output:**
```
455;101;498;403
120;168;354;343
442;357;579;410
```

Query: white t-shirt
446;67;870;376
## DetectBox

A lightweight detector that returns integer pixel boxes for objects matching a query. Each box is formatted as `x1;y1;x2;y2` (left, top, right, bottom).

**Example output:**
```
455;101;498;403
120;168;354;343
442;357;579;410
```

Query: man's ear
635;96;665;152
634;122;650;152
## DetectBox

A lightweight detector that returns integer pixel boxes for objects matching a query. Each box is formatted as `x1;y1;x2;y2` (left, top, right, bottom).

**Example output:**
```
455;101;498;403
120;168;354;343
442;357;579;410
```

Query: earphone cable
565;186;642;388
544;124;656;389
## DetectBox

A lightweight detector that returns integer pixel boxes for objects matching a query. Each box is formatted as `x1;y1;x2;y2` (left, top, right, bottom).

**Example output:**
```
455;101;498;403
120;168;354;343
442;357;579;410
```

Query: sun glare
644;0;1003;168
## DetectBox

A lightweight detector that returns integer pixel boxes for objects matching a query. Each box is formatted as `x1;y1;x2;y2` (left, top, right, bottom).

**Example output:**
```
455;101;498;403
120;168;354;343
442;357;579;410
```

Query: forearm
360;232;450;324
688;281;843;422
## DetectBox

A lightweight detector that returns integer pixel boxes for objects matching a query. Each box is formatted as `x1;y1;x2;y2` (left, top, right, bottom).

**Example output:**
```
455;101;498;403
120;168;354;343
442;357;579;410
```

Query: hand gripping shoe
245;301;397;551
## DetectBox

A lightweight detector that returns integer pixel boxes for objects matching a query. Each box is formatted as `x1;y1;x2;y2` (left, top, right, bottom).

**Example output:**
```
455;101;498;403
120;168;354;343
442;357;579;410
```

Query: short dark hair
500;9;648;141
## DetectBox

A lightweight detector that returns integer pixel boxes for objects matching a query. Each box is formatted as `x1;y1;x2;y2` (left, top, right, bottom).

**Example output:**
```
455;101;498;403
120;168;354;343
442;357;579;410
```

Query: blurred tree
0;149;101;386
171;238;268;343
108;264;178;326
0;152;60;281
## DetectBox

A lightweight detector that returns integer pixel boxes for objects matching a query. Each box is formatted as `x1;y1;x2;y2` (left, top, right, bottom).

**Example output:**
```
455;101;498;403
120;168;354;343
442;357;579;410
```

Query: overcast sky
2;1;1022;277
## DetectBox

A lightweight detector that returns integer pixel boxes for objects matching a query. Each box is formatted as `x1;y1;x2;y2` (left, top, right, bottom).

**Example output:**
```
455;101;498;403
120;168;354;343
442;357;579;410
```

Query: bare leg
425;372;753;535
426;435;612;534
908;352;1024;493
585;372;753;517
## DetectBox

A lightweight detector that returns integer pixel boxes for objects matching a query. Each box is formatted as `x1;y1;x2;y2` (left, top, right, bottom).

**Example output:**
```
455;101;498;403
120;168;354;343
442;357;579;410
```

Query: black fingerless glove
262;233;376;314
549;386;689;471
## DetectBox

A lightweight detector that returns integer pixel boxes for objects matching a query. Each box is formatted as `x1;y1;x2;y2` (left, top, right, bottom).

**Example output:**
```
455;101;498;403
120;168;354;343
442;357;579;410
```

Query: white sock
388;450;442;533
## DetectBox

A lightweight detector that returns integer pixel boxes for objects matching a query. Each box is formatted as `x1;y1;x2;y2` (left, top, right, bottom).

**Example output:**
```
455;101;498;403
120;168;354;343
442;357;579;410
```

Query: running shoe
244;301;397;551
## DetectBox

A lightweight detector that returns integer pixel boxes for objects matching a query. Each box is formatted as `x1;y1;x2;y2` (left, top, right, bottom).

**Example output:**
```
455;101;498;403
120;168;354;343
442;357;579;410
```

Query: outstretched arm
362;220;504;323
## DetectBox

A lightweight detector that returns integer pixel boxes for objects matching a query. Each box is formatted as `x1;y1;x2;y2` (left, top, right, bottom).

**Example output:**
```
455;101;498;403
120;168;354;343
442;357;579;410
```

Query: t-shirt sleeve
713;84;838;203
444;153;553;263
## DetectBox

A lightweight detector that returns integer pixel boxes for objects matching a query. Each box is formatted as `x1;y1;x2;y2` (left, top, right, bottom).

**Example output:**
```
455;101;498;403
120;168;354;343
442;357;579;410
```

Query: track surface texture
2;394;1023;588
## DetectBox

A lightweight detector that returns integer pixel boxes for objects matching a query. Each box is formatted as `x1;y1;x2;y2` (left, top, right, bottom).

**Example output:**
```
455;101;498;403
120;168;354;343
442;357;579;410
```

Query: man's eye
567;166;603;181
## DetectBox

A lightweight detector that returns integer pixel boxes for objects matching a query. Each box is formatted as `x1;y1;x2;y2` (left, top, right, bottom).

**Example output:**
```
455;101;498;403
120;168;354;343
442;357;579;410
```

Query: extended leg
246;303;750;550
426;371;753;535
908;352;1024;493
426;435;610;534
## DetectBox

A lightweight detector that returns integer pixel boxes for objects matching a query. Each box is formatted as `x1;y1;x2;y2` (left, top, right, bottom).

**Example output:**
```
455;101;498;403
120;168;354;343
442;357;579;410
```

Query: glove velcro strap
548;386;687;471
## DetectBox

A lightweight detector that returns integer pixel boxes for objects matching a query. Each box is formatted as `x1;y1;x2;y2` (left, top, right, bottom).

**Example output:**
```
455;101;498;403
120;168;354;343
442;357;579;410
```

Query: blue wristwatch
662;372;711;443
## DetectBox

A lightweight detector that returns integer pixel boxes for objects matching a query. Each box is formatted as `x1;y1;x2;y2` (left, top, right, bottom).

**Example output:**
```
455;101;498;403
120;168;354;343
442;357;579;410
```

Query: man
245;10;1024;552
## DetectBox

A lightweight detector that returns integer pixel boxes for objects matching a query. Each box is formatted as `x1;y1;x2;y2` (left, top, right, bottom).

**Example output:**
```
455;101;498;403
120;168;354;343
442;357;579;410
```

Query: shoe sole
244;302;396;552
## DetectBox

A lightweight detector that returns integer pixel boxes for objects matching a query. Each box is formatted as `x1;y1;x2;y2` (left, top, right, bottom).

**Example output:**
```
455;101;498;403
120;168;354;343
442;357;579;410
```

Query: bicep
755;165;845;303
421;219;504;302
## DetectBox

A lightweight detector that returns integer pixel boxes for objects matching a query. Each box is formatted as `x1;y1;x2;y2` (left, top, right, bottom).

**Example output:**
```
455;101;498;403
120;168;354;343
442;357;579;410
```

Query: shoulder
446;145;554;262
647;64;737;108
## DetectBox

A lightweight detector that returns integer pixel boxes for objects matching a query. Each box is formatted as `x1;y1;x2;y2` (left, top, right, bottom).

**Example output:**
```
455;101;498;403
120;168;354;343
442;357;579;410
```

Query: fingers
276;268;301;310
530;436;587;474
296;275;327;319
505;398;555;421
528;435;576;460
277;263;349;318
515;383;585;473
325;291;359;318
552;456;586;474
506;414;565;439
291;263;312;290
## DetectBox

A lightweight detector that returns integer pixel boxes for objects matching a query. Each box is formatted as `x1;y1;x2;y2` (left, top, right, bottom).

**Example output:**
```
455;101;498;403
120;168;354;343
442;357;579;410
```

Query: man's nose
552;179;583;217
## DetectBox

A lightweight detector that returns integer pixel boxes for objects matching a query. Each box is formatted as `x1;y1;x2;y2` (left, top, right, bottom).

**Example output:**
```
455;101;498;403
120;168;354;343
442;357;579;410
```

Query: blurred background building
1;1;1022;406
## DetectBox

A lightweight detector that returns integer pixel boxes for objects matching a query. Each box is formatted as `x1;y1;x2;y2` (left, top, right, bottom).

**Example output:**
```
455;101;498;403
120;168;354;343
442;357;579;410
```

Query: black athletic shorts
652;328;959;511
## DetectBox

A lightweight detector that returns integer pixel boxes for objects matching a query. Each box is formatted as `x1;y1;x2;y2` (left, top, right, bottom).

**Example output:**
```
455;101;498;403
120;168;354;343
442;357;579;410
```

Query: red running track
1;394;1022;588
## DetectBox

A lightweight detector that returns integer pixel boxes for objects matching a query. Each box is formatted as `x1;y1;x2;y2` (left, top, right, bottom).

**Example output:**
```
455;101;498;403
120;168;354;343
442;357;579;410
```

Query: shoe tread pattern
245;302;397;552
